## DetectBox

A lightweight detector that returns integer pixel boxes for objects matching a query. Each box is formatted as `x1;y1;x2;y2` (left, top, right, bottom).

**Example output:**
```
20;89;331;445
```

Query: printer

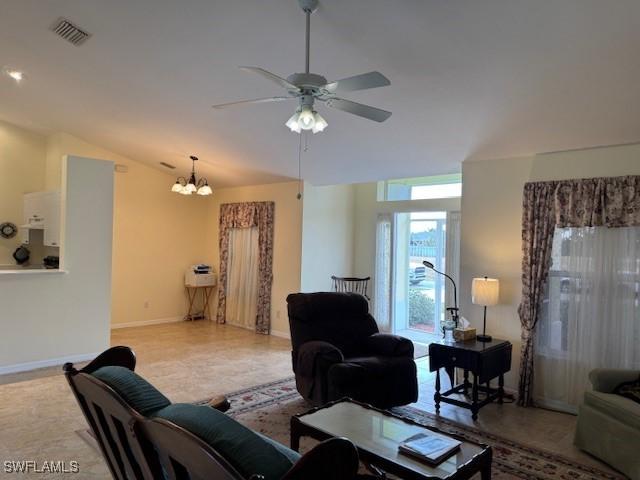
185;264;216;287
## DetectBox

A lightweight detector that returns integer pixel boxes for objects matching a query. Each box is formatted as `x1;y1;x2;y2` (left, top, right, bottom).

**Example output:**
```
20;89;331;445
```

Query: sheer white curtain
445;211;461;309
374;213;393;332
373;213;393;332
226;227;260;330
535;226;640;412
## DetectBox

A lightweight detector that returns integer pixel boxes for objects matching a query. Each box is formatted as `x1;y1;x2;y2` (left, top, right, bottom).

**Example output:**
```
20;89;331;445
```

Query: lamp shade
472;277;499;306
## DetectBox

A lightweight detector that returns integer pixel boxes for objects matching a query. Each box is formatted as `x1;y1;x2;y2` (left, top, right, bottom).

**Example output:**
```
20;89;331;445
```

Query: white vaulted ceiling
1;0;639;186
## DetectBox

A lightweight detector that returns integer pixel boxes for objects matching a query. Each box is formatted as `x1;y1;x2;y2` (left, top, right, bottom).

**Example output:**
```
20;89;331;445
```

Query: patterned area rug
205;377;624;480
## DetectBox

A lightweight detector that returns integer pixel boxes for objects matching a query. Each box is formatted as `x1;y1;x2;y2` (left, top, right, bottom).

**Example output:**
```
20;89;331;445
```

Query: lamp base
476;334;493;343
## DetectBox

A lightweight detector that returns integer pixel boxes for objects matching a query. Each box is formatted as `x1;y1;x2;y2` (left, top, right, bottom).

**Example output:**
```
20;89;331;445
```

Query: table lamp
471;276;499;342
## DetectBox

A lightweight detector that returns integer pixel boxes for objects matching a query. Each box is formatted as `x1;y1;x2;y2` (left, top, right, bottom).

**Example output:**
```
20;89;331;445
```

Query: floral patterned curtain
217;202;275;334
518;175;640;406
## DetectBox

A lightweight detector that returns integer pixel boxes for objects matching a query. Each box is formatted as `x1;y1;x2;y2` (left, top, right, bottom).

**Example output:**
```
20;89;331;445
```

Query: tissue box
454;327;476;342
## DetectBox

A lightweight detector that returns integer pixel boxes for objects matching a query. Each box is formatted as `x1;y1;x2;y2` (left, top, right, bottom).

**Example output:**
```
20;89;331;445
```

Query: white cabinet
43;192;61;247
23;192;47;229
21;191;61;247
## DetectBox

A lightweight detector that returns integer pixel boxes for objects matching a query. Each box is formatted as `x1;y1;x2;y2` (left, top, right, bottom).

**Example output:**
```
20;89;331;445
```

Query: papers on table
398;432;461;465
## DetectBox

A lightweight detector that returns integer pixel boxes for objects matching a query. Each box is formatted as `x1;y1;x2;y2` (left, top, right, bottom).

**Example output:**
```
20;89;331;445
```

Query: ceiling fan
211;0;392;134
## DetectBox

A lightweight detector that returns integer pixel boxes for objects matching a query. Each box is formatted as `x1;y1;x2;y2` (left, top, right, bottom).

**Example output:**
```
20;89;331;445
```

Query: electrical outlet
144;301;149;309
276;310;281;319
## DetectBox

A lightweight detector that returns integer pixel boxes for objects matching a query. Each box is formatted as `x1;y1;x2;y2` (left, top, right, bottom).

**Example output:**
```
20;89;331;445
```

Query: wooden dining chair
331;276;370;300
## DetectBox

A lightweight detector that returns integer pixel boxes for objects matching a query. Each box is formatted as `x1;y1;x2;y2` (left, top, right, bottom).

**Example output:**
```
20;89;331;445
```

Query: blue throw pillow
92;366;171;416
153;403;299;480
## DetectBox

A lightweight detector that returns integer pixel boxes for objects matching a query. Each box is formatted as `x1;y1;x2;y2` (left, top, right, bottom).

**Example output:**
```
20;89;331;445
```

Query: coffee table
290;399;492;480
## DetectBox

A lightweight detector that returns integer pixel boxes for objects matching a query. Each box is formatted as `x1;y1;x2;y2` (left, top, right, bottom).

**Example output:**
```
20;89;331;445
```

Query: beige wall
300;183;356;292
204;181;303;337
459;144;640;390
0;120;47;264
46;133;210;327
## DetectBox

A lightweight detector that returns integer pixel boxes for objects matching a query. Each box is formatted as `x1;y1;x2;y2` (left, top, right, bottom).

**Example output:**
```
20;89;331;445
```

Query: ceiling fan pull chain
297;132;303;200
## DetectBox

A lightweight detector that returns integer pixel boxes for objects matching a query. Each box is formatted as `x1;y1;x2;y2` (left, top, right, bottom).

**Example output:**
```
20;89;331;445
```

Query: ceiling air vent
51;18;92;46
160;162;176;169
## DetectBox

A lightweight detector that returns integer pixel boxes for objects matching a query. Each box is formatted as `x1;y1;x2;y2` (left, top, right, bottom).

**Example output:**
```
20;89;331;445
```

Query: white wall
0;156;114;372
459;143;640;390
300;183;356;292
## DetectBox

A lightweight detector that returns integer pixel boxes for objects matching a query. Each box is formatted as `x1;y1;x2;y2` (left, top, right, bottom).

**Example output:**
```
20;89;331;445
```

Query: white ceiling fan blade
211;96;293;109
325;98;392;122
324;71;390;93
239;66;300;91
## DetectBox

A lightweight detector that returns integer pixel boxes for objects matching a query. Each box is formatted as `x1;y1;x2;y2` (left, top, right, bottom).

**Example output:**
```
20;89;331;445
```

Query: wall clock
0;222;18;239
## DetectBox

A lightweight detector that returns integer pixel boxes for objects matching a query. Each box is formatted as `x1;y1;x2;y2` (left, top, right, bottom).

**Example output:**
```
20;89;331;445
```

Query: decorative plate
0;222;18;239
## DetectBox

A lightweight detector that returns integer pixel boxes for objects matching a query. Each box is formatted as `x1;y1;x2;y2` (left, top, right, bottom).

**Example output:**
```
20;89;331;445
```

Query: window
535;226;640;411
378;174;462;202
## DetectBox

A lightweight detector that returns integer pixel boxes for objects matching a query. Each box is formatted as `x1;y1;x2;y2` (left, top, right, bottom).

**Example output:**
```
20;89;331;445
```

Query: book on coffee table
398;432;461;465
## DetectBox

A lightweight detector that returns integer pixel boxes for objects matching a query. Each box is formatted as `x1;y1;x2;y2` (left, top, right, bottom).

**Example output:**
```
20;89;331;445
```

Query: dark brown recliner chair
287;292;418;408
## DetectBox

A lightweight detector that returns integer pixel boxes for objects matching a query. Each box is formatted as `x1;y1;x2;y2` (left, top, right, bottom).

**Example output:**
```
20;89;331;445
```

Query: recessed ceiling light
4;69;25;83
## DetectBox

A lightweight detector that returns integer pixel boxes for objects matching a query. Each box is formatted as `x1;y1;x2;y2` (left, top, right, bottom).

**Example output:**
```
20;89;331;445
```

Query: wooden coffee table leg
290;418;301;451
434;369;441;414
480;447;492;480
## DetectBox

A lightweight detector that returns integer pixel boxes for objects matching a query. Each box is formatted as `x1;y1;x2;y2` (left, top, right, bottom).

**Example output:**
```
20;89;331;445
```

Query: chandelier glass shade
171;156;213;196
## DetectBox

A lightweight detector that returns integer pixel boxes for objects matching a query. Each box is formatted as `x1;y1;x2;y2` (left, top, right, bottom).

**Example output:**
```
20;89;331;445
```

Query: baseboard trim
111;316;183;330
0;351;101;375
270;329;291;339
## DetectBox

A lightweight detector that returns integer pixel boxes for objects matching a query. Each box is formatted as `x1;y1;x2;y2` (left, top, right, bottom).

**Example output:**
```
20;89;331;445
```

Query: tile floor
0;321;617;479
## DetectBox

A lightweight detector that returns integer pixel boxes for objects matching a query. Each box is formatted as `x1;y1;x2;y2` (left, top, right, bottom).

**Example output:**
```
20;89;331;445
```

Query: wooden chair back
331;276;371;300
63;347;154;480
137;417;249;480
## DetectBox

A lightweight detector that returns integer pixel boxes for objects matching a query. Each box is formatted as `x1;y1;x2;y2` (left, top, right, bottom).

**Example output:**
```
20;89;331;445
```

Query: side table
429;339;512;420
184;285;214;321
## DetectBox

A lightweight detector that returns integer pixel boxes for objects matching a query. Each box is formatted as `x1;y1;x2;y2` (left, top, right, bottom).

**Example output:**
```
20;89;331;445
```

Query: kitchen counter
0;265;65;275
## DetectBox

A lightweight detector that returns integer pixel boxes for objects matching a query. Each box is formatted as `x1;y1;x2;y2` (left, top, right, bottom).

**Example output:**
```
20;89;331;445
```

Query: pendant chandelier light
171;155;213;196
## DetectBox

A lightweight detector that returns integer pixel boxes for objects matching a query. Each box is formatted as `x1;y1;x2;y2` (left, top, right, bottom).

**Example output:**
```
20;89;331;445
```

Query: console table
429;339;512;420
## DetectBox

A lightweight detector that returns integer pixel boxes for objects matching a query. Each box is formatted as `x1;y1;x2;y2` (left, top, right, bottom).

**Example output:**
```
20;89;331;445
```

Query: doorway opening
374;210;460;358
393;211;447;352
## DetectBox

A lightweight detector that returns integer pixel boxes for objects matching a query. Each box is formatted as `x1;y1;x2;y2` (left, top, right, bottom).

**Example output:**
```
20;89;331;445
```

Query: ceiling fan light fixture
211;0;392;135
311;111;328;133
286;111;302;133
297;105;316;130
